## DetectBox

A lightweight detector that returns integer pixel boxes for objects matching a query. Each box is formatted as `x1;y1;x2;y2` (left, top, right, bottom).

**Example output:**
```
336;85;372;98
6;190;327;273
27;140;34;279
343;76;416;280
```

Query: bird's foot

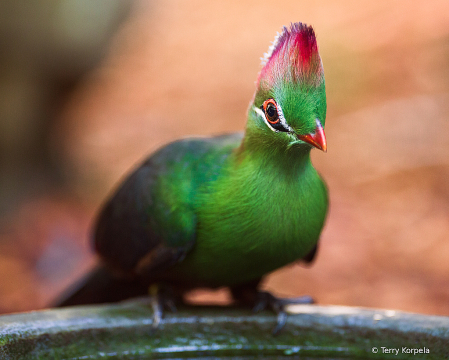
252;291;314;335
149;284;177;329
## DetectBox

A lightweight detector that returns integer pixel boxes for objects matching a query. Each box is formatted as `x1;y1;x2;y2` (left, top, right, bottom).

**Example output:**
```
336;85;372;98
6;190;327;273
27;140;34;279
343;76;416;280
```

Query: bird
56;22;328;334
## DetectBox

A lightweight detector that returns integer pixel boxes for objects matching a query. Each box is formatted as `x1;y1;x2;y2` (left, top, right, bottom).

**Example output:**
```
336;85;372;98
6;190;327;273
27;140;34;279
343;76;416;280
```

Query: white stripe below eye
252;103;293;133
253;106;276;132
275;103;293;132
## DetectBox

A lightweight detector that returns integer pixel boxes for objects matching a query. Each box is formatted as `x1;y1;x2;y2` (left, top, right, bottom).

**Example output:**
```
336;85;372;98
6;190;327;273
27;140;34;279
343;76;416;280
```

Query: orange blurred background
1;0;448;315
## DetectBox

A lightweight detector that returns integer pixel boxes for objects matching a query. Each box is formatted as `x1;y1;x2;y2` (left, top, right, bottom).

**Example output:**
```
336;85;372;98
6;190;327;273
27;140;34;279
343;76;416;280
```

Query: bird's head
247;23;327;154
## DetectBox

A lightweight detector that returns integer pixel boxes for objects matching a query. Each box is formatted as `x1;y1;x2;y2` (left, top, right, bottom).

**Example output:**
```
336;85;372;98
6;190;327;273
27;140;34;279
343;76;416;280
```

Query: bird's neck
236;109;312;174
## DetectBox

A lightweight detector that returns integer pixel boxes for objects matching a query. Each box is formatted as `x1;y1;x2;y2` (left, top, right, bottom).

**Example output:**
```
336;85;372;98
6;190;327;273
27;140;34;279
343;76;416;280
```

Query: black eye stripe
269;121;289;132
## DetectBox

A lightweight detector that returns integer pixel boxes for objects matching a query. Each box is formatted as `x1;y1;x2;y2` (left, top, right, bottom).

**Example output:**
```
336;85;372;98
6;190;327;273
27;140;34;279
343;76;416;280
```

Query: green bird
57;22;328;333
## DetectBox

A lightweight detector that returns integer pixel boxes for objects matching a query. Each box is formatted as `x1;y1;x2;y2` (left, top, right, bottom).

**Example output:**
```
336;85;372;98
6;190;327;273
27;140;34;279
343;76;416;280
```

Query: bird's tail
53;265;149;307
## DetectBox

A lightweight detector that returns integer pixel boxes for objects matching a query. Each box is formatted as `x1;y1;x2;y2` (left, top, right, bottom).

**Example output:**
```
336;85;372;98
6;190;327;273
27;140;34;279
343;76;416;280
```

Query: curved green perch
0;299;448;359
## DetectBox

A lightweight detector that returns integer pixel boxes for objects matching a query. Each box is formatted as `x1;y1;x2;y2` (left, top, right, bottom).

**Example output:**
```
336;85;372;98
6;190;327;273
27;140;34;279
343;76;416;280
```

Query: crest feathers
258;23;323;89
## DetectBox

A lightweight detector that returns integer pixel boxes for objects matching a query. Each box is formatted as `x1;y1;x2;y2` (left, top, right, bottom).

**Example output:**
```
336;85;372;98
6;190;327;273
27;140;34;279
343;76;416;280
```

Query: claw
252;291;315;335
150;294;162;329
164;297;177;313
149;284;178;329
273;311;288;335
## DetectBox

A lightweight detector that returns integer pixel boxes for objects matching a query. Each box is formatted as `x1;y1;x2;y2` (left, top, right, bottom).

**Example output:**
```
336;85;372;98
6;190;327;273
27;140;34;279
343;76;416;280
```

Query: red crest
258;23;323;89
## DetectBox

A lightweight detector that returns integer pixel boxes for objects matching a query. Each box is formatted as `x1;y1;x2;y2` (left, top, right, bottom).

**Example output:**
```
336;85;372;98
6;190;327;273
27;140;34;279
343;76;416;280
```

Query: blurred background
0;0;448;315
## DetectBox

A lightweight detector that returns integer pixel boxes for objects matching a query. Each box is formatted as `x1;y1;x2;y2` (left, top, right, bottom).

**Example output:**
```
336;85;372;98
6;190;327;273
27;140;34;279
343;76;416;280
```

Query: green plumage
59;22;328;308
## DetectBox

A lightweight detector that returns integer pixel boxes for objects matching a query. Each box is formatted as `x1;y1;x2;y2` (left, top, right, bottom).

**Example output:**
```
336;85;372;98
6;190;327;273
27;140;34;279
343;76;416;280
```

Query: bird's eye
262;99;280;124
261;99;289;132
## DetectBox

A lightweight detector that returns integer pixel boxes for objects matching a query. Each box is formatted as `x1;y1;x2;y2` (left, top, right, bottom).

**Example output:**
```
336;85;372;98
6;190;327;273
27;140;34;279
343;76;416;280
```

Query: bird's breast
168;158;328;287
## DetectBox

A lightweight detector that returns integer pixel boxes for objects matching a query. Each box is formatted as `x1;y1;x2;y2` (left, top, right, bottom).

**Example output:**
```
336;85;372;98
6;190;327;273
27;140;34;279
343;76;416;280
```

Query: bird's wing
94;146;197;278
94;133;243;279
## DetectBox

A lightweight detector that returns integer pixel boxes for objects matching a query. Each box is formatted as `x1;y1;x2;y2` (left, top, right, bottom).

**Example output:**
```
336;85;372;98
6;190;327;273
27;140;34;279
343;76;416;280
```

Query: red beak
297;119;327;152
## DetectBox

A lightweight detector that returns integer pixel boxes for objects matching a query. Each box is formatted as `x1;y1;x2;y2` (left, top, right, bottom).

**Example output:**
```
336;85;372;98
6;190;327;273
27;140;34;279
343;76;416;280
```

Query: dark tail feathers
53;265;149;307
